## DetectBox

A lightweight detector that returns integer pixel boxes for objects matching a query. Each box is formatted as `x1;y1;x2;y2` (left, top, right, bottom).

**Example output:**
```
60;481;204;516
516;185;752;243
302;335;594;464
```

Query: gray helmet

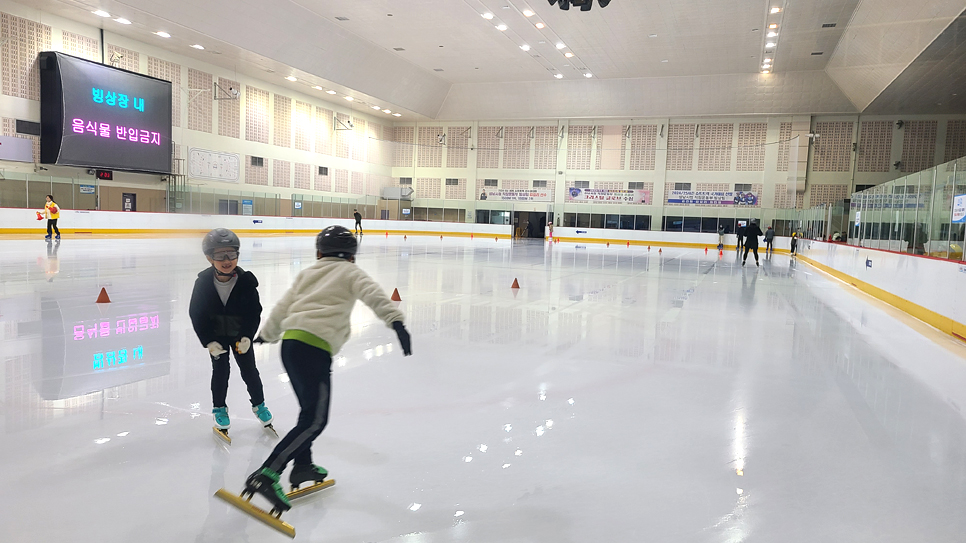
316;225;357;259
202;228;240;255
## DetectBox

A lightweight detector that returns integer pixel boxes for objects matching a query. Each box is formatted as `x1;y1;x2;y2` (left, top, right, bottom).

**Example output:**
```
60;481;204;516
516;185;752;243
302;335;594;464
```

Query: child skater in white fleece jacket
244;225;412;511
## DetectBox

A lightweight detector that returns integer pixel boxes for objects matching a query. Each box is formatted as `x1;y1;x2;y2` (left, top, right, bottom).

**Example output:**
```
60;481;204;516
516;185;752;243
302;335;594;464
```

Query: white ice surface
2;236;966;543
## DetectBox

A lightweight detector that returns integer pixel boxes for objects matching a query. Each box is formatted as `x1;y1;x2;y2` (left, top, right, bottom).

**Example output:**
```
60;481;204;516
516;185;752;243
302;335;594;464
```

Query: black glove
253;336;266;345
392;321;412;356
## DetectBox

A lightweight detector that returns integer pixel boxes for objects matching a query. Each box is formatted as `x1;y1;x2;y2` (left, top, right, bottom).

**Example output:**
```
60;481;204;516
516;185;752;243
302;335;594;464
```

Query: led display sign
39;51;172;174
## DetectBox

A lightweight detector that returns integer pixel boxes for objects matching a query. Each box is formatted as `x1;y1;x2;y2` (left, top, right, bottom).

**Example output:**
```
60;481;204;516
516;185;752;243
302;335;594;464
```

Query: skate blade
264;424;279;438
286;479;335;500
212;427;231;445
214;488;295;538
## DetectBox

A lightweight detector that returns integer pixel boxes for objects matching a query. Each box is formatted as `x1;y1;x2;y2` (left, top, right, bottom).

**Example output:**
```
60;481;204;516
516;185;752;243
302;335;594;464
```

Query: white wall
0;207;511;236
799;239;966;336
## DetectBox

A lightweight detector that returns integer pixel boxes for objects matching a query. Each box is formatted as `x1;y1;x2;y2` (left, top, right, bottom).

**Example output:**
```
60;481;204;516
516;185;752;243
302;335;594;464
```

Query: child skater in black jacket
189;228;273;441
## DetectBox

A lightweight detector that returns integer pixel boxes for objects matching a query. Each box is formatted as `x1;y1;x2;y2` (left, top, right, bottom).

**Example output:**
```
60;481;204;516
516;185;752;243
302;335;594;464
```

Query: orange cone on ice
511;278;520;289
607;242;610;247
627;241;630;248
705;247;708;254
648;246;651;251
95;288;111;304
390;288;402;302
658;248;662;254
404;235;407;241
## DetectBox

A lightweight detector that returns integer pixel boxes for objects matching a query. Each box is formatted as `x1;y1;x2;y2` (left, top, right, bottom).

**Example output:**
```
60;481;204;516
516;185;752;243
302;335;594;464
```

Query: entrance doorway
513;211;547;239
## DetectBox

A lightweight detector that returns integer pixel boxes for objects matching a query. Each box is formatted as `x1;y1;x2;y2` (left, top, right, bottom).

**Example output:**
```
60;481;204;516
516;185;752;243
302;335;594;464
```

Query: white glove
236;337;252;355
207;341;227;357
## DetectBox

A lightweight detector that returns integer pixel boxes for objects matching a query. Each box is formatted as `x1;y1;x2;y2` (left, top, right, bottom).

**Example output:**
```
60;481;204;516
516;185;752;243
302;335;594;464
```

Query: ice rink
3;235;966;543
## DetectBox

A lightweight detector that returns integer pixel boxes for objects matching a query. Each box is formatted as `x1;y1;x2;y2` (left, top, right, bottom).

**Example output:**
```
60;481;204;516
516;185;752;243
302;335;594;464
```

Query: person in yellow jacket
44;195;61;241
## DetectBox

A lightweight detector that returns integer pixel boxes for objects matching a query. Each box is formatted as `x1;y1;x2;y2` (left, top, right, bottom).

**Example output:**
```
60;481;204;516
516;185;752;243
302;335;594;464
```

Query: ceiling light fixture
383;109;391;113
648;34;658;38
521;44;531;51
371;105;381;109
155;31;171;38
770;7;781;13
344;96;354;101
769;23;778;29
285;76;297;82
584;72;593;78
496;24;508;31
761;69;770;74
114;18;131;25
535;22;546;29
556;43;566;49
554;73;564;79
565;52;574;58
523;9;535;17
767;31;777;37
765;42;776;48
190;44;205;50
326;90;337;94
92;10;111;17
393;113;402;116
661;59;669;62
482;12;494;19
764;58;773;62
313;86;324;90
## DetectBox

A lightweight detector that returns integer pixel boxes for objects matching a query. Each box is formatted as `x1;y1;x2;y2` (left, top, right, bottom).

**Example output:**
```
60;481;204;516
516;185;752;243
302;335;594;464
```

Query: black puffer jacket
188;266;261;346
744;224;764;248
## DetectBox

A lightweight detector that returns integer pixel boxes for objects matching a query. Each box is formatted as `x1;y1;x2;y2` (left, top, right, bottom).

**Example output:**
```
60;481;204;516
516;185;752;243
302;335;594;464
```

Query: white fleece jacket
259;257;404;354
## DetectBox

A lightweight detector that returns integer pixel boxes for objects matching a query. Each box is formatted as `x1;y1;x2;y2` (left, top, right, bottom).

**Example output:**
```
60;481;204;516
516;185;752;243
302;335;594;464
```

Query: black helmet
316;225;357;259
202;228;240;255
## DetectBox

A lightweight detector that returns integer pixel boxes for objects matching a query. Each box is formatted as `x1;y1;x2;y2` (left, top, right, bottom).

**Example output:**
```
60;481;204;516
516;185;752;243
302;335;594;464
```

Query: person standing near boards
764;226;775;255
742;220;764;267
736;222;746;252
44;195;61;241
353;209;363;235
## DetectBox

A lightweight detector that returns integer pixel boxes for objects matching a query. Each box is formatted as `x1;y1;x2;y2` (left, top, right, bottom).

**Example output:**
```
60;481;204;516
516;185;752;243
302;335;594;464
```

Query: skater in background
717;224;725;251
44;195;60;241
353;209;363;235
548;220;554;241
189;228;273;439
790;232;798;256
244;225;413;512
742;219;764;267
736;222;746;253
764;226;775;255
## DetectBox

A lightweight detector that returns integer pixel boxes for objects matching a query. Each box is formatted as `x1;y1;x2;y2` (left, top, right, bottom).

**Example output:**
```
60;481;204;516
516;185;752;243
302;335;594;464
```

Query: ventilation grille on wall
822;23;837;28
735;183;752;191
250;156;264;167
393;47;405;51
628;182;644;190
674;182;692;190
574;180;590;189
811;52;824;55
399;177;413;185
533;180;548;188
484;179;498;187
318;166;328;176
445;178;459;186
335;16;349;21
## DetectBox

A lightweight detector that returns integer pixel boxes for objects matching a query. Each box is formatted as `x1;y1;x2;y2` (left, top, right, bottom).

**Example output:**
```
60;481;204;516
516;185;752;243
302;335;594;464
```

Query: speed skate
214;479;335;538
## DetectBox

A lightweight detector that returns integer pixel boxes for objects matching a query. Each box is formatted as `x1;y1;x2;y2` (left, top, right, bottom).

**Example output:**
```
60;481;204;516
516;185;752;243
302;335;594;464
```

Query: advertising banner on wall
566;188;651;204
481;189;552;202
954;194;966;223
666;190;759;206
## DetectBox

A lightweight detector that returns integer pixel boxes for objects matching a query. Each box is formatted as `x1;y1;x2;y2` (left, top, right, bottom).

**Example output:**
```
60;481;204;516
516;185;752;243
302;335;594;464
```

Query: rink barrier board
0;227;513;239
550;236;792;254
797;254;966;342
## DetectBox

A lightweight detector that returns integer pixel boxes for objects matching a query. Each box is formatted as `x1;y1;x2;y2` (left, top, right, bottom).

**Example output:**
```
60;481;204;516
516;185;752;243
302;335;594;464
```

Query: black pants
743;245;759;262
263;340;332;473
211;340;265;408
355;220;362;233
736;236;743;250
47;219;60;236
766;240;773;253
